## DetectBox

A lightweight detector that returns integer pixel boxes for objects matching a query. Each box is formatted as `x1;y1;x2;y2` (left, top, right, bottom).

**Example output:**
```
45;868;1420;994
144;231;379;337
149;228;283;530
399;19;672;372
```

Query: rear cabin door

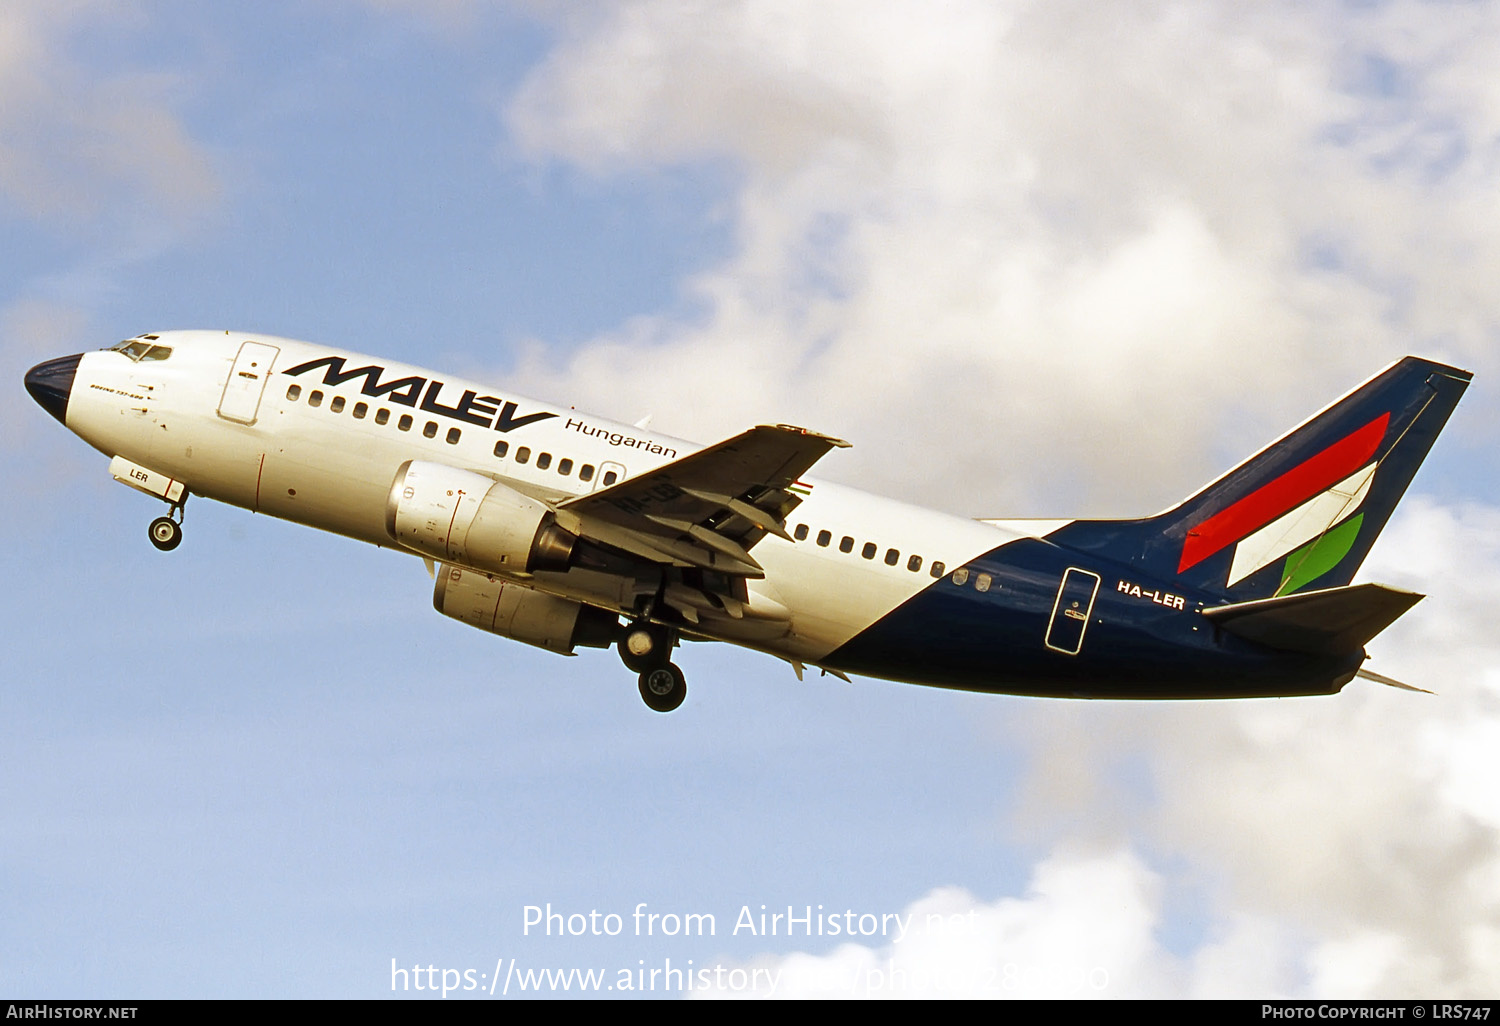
217;341;281;425
1044;567;1102;655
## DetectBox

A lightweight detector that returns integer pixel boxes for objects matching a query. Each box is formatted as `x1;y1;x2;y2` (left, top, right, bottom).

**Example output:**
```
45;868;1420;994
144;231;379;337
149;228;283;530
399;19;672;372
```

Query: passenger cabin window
286;384;302;401
794;524;809;541
493;440;509;459
884;548;900;566
308;390;323;408
558;458;573;476
817;530;831;547
952;568;969;585
330;396;345;413
862;542;877;560
398;414;413;431
603;470;618;486
536;452;552;470
375;408;390;426
353;402;367;419
446;427;461;444
516;447;531;464
839;536;854;553
930;561;946;578
579;464;595;482
907;554;923;572
423;421;438;439
975;573;992;593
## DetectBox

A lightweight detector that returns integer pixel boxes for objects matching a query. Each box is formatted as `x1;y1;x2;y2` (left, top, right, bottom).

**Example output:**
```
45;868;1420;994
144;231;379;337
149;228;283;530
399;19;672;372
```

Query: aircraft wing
554;424;849;579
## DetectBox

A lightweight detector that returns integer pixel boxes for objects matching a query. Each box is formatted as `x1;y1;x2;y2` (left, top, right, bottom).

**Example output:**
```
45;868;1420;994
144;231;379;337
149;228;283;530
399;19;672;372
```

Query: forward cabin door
218;341;281;425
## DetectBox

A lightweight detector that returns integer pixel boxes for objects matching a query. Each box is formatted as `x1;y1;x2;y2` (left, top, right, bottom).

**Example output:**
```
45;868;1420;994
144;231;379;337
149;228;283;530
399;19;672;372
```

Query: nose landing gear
148;516;181;550
148;500;186;552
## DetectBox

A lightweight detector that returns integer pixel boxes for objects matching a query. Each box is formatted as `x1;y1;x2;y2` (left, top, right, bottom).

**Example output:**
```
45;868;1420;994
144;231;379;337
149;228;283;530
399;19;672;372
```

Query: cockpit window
109;339;154;360
107;339;173;362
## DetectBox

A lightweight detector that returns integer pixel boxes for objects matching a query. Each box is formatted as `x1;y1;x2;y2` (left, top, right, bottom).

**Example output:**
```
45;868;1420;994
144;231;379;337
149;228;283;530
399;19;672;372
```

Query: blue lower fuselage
828;539;1360;699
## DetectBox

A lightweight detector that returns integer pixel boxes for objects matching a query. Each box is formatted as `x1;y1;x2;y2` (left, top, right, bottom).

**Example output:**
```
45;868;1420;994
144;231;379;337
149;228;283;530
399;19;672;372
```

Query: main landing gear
148;500;186;552
638;663;687;714
619;621;686;713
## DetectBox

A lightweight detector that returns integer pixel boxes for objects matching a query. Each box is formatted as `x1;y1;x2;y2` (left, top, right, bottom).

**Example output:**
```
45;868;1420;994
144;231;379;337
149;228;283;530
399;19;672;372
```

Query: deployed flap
1201;583;1423;655
557;424;849;578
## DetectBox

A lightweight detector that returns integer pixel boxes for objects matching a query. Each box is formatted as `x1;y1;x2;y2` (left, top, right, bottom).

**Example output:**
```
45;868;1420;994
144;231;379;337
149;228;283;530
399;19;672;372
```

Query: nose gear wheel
148;516;182;551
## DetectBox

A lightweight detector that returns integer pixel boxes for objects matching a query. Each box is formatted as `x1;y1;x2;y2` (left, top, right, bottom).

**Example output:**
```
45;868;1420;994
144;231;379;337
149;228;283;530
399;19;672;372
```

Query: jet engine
385;460;576;573
433;564;617;654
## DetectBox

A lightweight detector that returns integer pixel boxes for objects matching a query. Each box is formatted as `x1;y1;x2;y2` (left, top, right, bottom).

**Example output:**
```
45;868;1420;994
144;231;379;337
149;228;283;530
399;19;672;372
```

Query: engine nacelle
433;564;617;654
385;460;576;573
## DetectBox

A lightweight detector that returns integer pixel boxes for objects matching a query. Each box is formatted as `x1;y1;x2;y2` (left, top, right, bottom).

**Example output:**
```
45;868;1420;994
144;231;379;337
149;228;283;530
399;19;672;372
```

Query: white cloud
695;849;1169;999
694;848;1334;998
500;0;1500;516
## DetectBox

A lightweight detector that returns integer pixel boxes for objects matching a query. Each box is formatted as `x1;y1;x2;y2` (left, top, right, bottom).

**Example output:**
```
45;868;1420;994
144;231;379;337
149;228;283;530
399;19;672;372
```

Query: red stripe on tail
1178;413;1388;574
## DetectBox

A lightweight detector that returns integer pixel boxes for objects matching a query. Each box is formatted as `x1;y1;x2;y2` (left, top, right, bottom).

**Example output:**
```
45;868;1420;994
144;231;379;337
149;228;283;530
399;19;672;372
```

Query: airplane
25;331;1471;711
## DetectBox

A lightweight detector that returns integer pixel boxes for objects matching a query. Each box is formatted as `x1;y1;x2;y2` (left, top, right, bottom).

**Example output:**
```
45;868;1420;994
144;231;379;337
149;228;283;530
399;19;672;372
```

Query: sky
4;0;1499;1000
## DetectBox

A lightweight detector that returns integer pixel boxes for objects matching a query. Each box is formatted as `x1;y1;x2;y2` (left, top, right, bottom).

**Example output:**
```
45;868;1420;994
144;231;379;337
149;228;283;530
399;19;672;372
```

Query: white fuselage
65;331;1028;665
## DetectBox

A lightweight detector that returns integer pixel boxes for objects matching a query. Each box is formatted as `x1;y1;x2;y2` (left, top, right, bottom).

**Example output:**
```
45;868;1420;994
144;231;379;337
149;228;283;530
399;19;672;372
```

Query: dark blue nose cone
24;353;81;426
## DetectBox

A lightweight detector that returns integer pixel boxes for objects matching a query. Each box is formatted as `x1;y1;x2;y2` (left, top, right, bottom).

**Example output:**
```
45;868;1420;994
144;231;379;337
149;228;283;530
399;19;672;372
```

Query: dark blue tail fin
1048;357;1472;601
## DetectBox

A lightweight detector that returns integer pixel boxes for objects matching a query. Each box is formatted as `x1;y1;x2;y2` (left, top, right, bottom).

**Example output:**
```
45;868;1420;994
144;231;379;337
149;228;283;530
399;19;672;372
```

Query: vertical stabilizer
1049;357;1471;600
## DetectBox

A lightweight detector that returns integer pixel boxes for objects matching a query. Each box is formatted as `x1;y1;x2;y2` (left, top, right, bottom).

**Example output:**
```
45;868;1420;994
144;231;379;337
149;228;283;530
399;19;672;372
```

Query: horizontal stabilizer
1201;583;1423;655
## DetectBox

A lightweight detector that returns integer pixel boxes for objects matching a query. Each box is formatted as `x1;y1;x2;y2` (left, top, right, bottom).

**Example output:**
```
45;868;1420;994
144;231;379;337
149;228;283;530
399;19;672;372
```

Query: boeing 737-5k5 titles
25;332;1470;711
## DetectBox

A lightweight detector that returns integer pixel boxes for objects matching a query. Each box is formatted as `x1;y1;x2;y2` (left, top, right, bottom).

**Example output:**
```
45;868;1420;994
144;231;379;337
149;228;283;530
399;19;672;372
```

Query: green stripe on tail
1279;513;1364;595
